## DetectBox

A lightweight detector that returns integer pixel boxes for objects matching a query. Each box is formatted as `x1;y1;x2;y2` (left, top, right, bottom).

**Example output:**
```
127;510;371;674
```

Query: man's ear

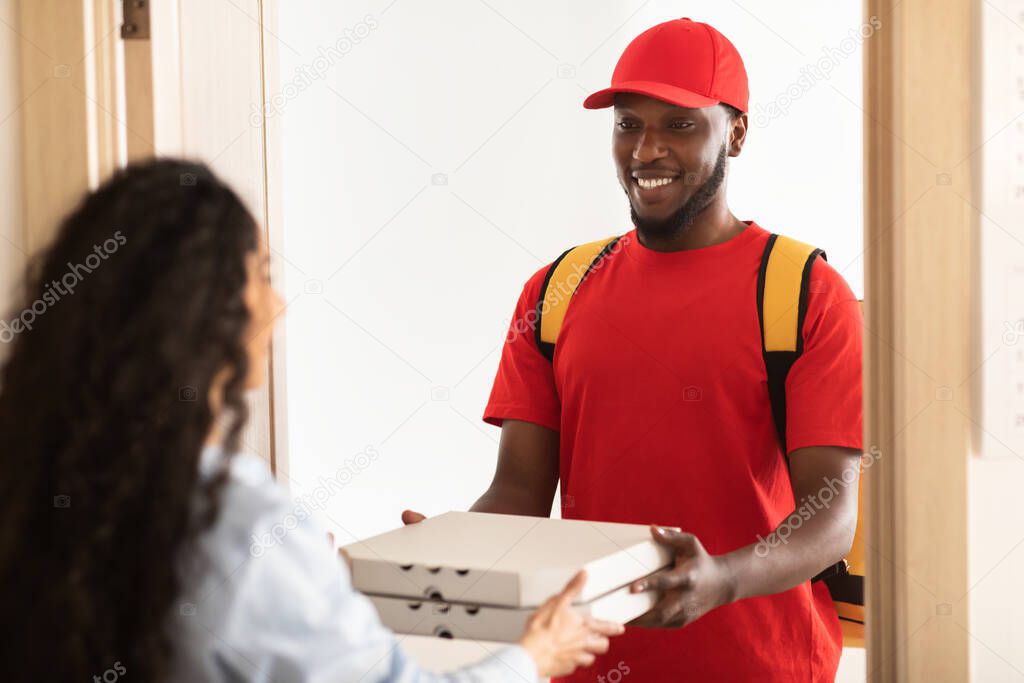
729;112;748;157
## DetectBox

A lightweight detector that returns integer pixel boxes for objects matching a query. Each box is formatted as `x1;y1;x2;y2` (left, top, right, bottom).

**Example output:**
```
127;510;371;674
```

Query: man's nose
633;129;668;164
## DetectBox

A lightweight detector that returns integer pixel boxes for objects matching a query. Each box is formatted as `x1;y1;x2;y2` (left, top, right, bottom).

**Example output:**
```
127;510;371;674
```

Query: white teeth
636;177;676;189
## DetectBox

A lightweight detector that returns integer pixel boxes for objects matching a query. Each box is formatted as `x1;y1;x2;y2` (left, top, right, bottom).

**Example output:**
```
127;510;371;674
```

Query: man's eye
616;121;639;130
669;122;693;130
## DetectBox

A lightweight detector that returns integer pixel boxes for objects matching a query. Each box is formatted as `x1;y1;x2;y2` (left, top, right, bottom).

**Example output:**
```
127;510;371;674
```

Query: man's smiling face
613;93;742;238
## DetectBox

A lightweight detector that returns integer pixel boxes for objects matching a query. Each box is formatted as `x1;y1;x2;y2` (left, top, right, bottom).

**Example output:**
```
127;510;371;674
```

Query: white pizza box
367;581;657;643
342;511;674;608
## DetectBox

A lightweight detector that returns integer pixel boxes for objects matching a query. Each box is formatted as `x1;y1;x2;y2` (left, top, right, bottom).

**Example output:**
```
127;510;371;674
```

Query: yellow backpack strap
759;235;866;639
757;233;826;453
536;235;622;360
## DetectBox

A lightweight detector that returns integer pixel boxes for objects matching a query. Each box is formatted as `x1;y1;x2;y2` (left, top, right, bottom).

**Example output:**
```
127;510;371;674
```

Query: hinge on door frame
121;0;150;40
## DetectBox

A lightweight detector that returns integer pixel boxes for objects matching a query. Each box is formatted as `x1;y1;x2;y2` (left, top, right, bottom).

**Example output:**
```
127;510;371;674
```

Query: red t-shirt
483;221;863;682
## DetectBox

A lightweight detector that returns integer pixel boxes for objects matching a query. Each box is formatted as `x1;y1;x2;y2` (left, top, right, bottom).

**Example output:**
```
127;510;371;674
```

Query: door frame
15;0;288;480
14;0;977;677
863;0;972;680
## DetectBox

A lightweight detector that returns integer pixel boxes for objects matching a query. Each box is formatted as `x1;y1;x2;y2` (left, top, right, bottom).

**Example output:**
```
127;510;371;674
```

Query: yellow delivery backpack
534;232;866;647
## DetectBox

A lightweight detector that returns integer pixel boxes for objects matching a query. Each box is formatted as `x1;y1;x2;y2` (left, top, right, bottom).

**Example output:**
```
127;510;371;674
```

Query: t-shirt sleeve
482;266;561;432
784;256;864;452
184;456;539;683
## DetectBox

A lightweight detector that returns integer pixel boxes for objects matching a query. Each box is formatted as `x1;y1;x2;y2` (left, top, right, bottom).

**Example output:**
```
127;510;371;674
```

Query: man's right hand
401;509;426;525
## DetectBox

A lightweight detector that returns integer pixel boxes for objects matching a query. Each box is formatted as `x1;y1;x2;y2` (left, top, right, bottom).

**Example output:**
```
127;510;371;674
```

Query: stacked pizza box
342;511;674;642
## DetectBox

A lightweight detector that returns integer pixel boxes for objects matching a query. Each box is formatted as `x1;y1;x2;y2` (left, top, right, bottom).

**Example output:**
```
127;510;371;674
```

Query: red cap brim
582;80;721;110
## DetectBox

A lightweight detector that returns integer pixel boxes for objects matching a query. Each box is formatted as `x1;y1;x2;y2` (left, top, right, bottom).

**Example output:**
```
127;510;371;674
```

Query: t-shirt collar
622;220;764;266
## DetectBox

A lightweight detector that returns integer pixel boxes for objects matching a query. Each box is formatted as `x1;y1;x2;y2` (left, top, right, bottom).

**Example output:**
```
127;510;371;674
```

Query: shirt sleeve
482;266;561;432
784;256;864;453
210;476;539;683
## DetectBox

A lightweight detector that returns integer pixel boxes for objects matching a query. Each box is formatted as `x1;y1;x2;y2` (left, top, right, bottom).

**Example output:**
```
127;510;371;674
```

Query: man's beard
628;142;729;240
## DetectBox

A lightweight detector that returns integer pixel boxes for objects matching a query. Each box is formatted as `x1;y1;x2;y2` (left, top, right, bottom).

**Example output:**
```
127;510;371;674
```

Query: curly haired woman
0;159;621;682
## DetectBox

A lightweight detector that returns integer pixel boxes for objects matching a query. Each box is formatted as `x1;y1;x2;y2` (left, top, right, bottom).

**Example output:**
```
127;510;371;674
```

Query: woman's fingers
574;652;596;667
532;595;559;626
585;634;610;654
585;617;625;636
555;570;587;610
522;571;627;678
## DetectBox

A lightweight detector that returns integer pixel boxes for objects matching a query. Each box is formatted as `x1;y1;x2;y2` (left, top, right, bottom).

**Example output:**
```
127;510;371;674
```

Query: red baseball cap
583;17;749;112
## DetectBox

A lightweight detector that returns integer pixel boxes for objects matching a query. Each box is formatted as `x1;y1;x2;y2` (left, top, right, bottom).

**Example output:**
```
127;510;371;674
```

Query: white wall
0;0;26;326
271;0;864;676
968;1;1024;680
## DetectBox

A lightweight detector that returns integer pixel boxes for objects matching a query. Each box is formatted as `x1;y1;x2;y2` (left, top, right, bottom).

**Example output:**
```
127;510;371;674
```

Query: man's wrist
718;547;750;605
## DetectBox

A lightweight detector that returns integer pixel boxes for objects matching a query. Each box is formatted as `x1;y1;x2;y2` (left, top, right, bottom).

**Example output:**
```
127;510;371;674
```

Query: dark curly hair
0;159;258;681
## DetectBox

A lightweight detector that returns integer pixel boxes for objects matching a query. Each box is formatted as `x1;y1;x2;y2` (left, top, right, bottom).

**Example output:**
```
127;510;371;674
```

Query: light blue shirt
168;447;539;683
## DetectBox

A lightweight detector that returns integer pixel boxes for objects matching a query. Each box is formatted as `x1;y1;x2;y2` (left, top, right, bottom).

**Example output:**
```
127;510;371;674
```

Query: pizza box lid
342;511;673;608
366;580;658;643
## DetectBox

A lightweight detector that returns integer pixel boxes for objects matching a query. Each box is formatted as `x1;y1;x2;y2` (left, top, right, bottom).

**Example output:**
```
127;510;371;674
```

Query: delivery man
406;17;863;682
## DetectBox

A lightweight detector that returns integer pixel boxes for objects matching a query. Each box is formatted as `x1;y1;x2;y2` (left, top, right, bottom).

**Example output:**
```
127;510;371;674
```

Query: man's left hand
627;526;737;628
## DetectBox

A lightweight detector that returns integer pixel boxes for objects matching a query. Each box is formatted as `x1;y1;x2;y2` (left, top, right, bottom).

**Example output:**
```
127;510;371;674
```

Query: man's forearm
470;483;553;517
474;420;560;517
720;445;862;603
720;505;855;603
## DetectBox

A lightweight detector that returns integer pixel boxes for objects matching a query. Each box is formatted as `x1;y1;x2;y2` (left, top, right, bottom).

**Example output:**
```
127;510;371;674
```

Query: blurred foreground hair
0;159;257;681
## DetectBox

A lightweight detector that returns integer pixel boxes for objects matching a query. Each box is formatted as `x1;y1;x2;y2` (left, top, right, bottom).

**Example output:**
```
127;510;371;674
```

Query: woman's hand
518;570;625;678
